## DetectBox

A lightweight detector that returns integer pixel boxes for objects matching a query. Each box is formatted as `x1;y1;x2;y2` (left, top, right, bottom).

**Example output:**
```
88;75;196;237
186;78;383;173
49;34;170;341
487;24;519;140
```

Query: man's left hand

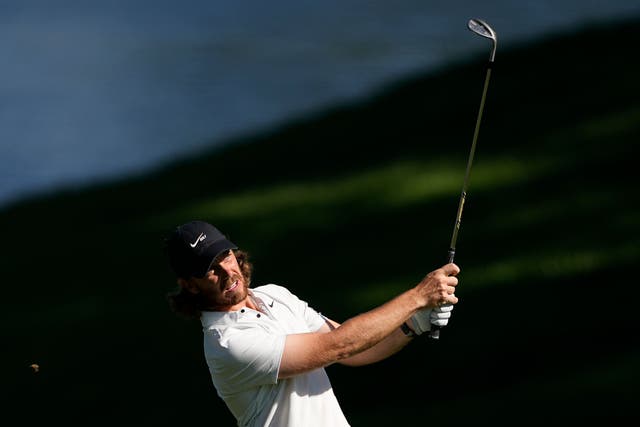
409;305;454;335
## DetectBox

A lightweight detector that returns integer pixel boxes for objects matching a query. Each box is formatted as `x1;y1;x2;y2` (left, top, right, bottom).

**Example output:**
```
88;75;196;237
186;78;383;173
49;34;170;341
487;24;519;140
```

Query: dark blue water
1;0;639;207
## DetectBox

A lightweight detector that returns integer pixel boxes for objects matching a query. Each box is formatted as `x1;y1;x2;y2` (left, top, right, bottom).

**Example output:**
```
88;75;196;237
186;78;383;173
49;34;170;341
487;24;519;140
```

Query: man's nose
219;263;234;277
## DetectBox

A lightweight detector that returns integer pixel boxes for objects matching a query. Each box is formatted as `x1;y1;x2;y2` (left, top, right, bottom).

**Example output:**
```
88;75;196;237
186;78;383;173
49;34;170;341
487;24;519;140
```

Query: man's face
188;250;248;310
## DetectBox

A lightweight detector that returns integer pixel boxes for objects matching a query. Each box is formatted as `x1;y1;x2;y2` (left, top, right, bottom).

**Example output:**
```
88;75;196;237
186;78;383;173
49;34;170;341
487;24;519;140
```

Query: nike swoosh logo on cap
189;233;206;248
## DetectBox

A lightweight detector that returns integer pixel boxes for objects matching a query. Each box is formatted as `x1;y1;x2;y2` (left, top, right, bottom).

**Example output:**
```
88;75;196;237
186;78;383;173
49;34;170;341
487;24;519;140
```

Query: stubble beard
219;274;248;307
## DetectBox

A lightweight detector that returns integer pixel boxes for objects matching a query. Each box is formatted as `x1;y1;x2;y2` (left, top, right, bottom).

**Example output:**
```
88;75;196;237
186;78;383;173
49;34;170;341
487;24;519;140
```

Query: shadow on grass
2;17;639;426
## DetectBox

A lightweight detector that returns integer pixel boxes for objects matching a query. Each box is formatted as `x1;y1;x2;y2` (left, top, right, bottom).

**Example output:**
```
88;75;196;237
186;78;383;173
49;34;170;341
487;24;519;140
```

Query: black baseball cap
166;220;238;278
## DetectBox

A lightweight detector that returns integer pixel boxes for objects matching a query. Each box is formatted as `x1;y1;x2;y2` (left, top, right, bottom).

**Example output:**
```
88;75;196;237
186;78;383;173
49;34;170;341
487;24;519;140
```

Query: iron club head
468;18;497;62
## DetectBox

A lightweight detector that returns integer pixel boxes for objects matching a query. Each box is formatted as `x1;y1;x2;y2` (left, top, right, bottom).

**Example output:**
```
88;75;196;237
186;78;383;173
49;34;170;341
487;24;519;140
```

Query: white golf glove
410;304;454;335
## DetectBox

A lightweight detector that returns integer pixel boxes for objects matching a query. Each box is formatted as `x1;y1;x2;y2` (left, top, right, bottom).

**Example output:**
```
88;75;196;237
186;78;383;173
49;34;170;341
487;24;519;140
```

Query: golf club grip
427;249;456;340
428;326;441;339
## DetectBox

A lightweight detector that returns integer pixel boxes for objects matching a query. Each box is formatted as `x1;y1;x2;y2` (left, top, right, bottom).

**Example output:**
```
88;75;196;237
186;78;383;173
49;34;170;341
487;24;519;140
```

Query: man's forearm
322;290;420;362
337;326;412;366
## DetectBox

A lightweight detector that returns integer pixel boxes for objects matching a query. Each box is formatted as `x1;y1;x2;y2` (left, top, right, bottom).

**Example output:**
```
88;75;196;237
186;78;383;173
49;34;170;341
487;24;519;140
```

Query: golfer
165;220;460;427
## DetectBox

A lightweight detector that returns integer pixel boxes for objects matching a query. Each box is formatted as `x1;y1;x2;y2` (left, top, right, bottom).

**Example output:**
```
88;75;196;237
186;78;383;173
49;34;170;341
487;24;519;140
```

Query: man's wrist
400;322;417;338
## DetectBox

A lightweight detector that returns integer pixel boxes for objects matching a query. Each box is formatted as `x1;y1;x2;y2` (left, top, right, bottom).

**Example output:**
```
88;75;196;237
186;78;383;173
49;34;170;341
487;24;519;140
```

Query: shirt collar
200;290;258;330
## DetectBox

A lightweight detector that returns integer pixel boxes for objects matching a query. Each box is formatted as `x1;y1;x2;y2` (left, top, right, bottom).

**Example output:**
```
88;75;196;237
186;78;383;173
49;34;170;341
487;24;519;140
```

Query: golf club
428;18;497;340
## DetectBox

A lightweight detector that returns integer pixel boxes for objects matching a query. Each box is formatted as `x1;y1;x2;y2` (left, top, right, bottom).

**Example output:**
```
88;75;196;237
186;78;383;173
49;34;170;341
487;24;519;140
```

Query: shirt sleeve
300;297;326;332
204;325;286;393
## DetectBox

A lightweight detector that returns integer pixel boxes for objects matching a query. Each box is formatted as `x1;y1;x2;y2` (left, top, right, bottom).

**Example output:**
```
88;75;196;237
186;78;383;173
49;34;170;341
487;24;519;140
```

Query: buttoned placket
238;292;275;321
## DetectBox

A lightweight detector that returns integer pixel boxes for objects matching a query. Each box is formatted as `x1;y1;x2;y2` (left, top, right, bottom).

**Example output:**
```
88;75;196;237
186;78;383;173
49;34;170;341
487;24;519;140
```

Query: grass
2;17;639;426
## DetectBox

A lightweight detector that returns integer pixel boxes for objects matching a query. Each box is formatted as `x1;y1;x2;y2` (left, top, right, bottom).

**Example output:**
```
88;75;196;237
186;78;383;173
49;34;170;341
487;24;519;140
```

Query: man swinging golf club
165;220;459;426
163;16;498;427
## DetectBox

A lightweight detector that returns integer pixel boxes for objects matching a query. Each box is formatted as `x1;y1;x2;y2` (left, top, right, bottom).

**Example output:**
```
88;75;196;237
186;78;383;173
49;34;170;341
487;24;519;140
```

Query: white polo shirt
200;284;351;427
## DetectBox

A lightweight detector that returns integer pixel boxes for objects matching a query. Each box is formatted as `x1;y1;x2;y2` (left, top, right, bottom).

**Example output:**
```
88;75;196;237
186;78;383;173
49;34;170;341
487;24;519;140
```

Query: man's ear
177;278;199;294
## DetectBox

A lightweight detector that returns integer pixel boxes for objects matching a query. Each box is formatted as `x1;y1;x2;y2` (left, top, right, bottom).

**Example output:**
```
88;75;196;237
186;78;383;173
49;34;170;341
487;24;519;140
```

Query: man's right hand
416;263;460;308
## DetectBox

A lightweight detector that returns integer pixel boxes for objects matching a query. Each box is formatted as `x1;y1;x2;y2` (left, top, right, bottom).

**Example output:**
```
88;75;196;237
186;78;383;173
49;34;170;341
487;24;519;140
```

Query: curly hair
167;250;253;319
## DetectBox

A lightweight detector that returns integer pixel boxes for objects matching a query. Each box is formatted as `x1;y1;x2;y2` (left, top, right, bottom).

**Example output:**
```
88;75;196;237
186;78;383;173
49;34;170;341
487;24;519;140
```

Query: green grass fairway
2;17;639;426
